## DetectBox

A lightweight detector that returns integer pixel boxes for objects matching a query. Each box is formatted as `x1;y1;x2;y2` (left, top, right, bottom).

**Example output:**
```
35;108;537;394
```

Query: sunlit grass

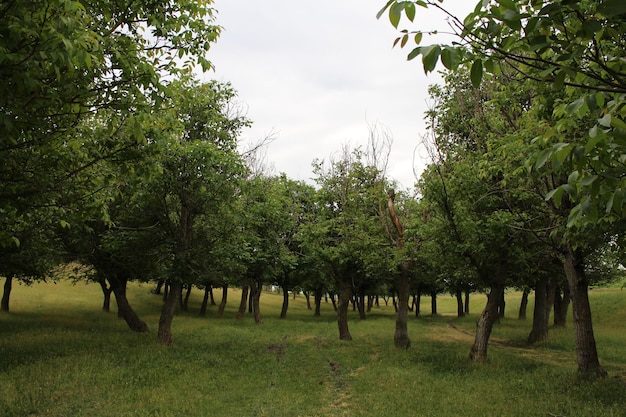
1;280;625;416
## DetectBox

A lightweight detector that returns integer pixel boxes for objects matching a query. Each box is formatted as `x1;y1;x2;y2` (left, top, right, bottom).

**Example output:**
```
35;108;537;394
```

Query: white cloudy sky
206;0;474;189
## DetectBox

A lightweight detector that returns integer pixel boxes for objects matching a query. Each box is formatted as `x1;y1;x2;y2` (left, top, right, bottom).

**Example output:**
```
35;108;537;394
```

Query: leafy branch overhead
378;0;626;229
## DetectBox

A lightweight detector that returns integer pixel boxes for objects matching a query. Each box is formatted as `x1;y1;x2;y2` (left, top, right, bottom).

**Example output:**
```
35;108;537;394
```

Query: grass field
1;280;625;417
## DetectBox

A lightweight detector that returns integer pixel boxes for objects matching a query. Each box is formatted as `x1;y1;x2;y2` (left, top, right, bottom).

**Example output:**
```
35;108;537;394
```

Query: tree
380;0;624;376
305;146;391;341
1;0;220;309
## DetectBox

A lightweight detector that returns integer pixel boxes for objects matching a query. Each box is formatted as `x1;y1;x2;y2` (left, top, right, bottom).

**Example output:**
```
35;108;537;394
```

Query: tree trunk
518;289;529;320
528;277;549;344
357;291;366;320
280;285;289;319
314;289;322;316
97;276;112;312
304;291;312;310
455;288;464;318
497;290;506;319
217;285;228;318
209;286;216;306
367;295;373;312
430;291;438;315
153;279;165;295
563;247;607;377
469;283;504;362
554;283;570;327
200;286;210;316
157;281;182;345
108;275;148;332
236;285;249;319
1;276;13;312
251;279;263;324
394;270;411;349
337;279;352;341
464;290;470;314
182;285;192;311
414;291;421;317
330;293;337;311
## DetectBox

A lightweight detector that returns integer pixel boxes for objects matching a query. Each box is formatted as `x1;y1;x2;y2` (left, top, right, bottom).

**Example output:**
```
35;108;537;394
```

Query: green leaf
470;59;483;88
405;2;416;21
597;0;626;17
535;148;551;170
407;46;422;61
610;116;626;130
441;47;460;70
422;45;441;73
414;32;423;45
389;2;404;28
376;0;395;20
545;186;564;208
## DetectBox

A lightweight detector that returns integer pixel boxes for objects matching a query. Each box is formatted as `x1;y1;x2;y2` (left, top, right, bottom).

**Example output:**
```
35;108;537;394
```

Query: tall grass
1;280;625;417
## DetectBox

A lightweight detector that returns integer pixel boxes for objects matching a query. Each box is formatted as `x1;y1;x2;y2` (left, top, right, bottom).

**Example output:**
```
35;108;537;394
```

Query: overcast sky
206;0;474;189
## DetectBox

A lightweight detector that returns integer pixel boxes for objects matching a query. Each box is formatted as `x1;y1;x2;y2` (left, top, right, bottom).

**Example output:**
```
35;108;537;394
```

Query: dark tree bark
314;289;322;317
153;279;165;295
414;291;421;317
528;277;549;344
304;291;312;310
337;278;352;341
182;285;192;311
217;285;228;319
236;285;249;319
464;290;470;315
280;285;289;319
108;274;148;333
497;290;506;319
367;295;373;312
563;247;607;377
469;283;504;362
157;281;182;345
430;291;438;315
518;289;529;320
357;291;366;320
200;286;210;316
329;293;337;311
553;284;570;327
97;276;113;312
1;276;13;312
209;286;216;306
251;279;263;324
455;288;464;317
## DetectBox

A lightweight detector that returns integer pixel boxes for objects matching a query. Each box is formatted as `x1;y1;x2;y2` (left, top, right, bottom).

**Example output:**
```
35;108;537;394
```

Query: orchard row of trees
379;0;626;377
1;0;624;380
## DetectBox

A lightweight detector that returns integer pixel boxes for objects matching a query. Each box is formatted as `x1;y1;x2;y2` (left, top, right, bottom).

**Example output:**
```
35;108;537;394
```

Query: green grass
1;281;625;417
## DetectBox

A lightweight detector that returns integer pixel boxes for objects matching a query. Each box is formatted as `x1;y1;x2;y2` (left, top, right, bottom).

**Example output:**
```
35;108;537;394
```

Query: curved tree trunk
280;285;289;319
97;276;112;312
469;283;504;362
182;285;192;311
518;289;529;320
236;285;249;319
329;293;337;311
464;290;470;315
217;285;228;318
1;276;13;312
563;247;607;377
528;277;549;344
209;286;216;306
108;275;148;333
200;286;210;316
337;278;352;341
157;281;182;345
304;291;312;310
